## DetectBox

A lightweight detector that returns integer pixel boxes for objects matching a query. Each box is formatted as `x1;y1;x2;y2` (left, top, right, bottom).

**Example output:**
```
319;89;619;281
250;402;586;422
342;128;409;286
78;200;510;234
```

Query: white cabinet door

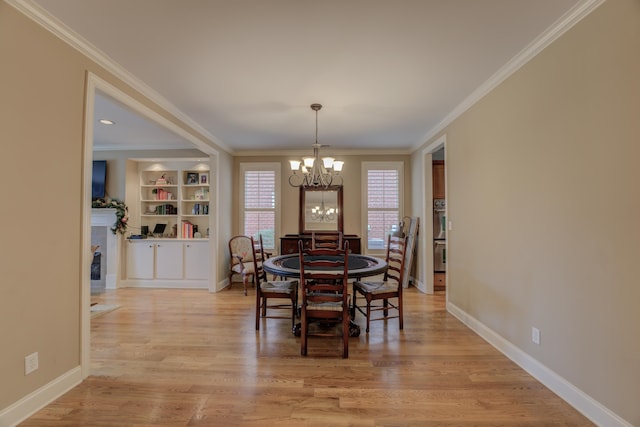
185;241;209;280
126;241;155;279
156;242;183;279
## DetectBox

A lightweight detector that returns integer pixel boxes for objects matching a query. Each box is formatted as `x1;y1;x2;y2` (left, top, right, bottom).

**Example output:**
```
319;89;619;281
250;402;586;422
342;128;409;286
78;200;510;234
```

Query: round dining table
262;252;388;337
262;253;388;279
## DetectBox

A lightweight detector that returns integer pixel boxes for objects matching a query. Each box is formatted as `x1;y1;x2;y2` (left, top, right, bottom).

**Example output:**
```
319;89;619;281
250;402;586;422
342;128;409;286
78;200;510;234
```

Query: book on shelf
182;220;193;239
154;188;173;200
156;204;177;215
189;203;209;215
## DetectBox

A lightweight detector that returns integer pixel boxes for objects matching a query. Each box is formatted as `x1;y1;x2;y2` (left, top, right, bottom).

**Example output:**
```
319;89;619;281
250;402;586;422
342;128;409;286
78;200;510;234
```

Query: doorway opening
80;72;220;379
421;135;446;295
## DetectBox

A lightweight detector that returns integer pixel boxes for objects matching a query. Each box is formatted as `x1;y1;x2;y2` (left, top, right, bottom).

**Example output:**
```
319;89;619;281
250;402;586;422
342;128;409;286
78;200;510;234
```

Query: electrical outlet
532;327;541;345
25;352;39;375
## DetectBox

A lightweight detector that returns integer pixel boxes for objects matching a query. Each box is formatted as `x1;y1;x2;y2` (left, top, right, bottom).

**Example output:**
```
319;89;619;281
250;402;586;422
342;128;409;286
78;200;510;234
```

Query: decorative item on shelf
186;172;199;185
92;198;128;235
199;173;208;184
289;103;344;188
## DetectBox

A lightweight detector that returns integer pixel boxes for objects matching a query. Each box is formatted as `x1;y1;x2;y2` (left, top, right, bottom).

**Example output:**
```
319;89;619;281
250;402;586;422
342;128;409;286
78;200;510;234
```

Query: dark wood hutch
280;234;362;254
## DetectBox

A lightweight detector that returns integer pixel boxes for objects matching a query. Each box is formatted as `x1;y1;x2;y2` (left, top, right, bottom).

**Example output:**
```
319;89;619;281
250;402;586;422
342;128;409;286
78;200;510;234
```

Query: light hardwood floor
21;285;593;426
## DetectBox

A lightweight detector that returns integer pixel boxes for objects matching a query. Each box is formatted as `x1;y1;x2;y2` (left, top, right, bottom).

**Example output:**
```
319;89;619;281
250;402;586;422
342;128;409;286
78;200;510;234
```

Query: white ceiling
93;93;196;150
30;0;584;153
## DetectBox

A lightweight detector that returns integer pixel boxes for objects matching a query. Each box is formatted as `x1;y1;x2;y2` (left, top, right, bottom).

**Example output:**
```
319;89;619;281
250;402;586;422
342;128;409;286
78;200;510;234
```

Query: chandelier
288;103;344;188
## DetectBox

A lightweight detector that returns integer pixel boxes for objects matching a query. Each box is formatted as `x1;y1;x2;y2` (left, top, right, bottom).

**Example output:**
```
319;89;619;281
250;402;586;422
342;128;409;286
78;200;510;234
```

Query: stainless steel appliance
433;199;446;239
433;199;446;272
434;240;446;272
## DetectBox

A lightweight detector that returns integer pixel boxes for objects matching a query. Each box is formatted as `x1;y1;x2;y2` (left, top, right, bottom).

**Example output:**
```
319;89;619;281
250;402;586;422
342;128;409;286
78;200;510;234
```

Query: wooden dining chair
311;231;344;250
352;234;408;333
298;240;351;358
228;235;267;296
254;235;298;332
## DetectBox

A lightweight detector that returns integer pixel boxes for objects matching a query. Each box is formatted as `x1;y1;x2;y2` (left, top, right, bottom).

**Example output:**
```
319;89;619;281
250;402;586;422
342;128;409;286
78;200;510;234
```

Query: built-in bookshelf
180;169;210;238
137;161;210;239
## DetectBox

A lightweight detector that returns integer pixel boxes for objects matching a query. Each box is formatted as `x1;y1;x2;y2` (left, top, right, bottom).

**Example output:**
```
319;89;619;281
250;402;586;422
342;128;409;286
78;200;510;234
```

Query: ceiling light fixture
289;103;343;188
99;119;115;125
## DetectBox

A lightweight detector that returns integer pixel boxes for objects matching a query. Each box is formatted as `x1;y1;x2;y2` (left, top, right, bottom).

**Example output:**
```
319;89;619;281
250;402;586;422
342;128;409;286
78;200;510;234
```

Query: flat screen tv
92;160;107;200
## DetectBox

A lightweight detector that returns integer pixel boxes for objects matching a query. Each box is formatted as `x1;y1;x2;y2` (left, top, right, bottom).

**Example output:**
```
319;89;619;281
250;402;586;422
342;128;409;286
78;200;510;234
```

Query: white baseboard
0;366;82;427
217;278;230;292
446;302;632;427
413;278;428;294
105;273;117;289
120;280;208;289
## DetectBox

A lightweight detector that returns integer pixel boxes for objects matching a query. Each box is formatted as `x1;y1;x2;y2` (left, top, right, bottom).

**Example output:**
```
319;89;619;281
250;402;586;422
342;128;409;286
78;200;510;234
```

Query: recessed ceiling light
99;119;115;125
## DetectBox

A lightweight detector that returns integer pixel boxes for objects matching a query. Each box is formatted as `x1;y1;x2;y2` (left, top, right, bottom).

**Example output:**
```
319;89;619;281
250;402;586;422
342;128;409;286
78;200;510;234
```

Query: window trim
239;162;281;251
361;161;404;255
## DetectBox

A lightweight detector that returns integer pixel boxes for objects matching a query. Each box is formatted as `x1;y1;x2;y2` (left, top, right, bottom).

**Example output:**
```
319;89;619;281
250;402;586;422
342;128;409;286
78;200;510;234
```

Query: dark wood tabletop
263;253;387;279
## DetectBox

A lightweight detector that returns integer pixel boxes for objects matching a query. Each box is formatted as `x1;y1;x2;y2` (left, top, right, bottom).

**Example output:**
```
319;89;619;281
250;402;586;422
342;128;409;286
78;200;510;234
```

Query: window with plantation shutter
240;163;280;250
362;162;403;252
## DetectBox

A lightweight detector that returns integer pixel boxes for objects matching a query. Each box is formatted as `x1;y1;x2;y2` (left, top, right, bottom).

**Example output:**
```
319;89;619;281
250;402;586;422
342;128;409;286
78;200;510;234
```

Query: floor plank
20;286;593;426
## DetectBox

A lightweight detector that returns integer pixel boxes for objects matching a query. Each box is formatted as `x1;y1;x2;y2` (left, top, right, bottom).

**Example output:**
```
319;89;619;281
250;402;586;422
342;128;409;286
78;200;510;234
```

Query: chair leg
291;293;297;329
228;273;233;290
300;312;307;356
383;299;389;317
241;273;249;296
398;295;404;330
342;314;349;358
365;296;372;333
255;290;260;330
351;288;357;318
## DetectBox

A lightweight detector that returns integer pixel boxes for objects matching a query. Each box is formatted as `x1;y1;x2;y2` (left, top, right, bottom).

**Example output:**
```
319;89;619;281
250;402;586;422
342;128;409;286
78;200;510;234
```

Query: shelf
138;163;210;240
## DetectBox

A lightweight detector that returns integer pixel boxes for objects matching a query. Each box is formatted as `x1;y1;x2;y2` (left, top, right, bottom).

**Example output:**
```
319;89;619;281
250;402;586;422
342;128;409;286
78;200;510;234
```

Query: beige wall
1;3;86;409
414;0;640;423
216;149;234;289
0;3;231;411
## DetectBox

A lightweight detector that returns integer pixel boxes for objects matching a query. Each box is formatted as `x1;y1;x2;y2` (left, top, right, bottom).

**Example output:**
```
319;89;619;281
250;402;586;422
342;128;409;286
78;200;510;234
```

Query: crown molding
234;147;413;157
412;0;607;152
5;0;232;154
